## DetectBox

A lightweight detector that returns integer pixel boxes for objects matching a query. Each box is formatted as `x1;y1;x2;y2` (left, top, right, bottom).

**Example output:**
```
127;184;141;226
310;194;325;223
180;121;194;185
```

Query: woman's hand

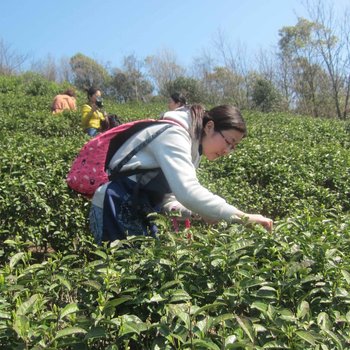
195;213;273;230
245;214;273;231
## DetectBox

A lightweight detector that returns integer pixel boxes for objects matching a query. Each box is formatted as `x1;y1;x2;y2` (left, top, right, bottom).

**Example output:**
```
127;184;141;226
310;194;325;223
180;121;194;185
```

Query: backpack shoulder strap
105;120;158;169
109;123;174;179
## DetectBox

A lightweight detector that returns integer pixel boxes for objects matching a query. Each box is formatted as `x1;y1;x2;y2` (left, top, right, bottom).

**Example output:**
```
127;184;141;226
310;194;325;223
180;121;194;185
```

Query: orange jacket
51;94;77;114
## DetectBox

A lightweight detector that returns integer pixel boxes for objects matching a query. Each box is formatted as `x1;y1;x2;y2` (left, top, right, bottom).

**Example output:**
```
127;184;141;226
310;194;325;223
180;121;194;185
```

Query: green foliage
111;70;153;103
114;54;154;102
163;76;204;104
21;72;60;96
251;78;281;112
277;17;345;119
278;18;321;56
203;66;247;107
70;53;110;91
202;111;350;219
0;75;350;348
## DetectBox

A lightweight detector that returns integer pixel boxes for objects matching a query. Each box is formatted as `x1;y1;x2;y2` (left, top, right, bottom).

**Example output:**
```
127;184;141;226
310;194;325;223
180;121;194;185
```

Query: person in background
81;87;106;137
168;92;187;111
159;92;188;119
90;104;273;245
51;89;77;114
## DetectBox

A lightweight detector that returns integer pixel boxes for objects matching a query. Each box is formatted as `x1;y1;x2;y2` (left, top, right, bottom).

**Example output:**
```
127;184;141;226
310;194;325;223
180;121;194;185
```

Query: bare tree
122;54;143;101
57;56;74;83
191;48;216;80
190;49;217;102
254;48;290;111
212;30;252;108
343;10;350;118
278;17;329;117
111;54;153;102
255;48;276;83
305;0;350;119
145;48;185;95
30;54;57;81
0;38;28;75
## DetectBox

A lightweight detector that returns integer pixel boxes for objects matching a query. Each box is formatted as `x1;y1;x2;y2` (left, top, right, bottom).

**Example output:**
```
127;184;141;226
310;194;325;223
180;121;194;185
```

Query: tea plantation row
0;75;349;349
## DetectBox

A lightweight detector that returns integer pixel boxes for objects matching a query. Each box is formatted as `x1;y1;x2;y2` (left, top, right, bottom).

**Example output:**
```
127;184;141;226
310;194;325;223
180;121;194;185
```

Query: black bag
101;114;122;131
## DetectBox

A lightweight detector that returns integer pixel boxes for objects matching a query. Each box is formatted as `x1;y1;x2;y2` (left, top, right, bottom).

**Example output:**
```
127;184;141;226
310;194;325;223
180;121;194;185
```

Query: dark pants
90;177;159;245
86;128;99;137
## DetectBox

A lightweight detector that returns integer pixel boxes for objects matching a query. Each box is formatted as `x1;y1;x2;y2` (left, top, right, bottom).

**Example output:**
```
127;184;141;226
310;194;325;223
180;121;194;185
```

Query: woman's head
86;87;101;103
63;88;76;98
168;92;187;111
190;104;247;161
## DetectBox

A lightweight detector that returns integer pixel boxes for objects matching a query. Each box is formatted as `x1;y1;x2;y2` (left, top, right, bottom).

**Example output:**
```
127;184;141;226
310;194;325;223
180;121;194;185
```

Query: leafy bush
251;78;282;112
0;75;349;349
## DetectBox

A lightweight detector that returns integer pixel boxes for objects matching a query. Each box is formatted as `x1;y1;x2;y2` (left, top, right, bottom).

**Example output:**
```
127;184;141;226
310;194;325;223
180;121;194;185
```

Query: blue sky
0;0;348;69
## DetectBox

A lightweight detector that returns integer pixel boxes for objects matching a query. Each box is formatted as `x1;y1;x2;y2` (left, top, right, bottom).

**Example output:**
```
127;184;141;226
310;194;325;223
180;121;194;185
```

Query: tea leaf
169;289;191;303
297;301;310;320
103;296;133;312
341;269;350;284
295;331;316;346
54;327;87;340
0;311;11;319
16;294;39;316
92;250;108;260
196;316;214;334
240;277;265;289
253;324;267;333
334;287;349;298
81;279;102;290
262;340;289;348
13;315;29;338
193;302;226;316
279;308;296;322
9;252;26;269
322;329;344;349
149;293;166;302
59;303;79;320
251;301;269;314
212;313;235;327
83;326;107;340
255;286;277;300
317;312;331;330
55;274;72;291
186;339;220;349
119;314;147;336
225;335;237;345
235;315;255;342
159;280;181;292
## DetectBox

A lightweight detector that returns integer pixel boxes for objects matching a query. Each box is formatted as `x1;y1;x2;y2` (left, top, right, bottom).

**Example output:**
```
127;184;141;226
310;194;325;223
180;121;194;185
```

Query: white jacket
92;109;241;222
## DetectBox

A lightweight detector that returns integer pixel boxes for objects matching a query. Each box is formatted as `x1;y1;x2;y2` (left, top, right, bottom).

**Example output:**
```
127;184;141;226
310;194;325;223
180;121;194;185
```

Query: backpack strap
108;123;173;181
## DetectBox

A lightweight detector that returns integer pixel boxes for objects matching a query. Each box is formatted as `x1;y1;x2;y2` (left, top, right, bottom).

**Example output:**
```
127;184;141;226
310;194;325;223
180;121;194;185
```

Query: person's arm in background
51;96;61;114
81;104;93;129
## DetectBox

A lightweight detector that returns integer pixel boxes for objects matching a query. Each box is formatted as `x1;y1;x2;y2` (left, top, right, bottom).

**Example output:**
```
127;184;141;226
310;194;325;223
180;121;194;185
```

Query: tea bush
0;75;349;349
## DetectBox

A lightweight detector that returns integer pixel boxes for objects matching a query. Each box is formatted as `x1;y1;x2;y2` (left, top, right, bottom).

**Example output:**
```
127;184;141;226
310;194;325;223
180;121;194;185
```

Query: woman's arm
150;127;273;230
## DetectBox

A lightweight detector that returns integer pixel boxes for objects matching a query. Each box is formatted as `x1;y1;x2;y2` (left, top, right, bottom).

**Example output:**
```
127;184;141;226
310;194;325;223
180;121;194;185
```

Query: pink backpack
66;119;177;199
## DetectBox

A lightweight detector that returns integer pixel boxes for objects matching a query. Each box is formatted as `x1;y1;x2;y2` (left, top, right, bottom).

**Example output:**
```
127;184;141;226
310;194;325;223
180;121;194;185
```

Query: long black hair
189;104;247;140
86;86;100;100
170;92;187;106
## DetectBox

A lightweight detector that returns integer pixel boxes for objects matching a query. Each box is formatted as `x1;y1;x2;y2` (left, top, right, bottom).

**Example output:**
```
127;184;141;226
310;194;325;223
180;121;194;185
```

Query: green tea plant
0;75;349;349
